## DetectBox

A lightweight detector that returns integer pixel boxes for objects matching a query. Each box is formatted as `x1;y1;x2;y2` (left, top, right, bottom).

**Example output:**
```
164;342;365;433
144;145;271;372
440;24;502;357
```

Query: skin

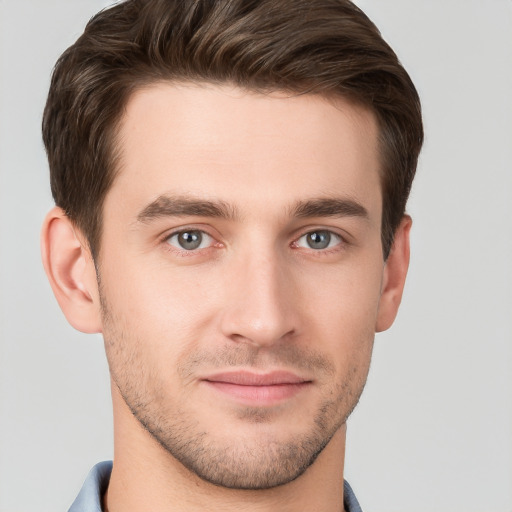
41;83;411;512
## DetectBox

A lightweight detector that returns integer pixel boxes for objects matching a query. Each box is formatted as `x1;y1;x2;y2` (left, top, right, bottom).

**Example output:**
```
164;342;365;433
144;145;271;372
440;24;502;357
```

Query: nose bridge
220;241;298;346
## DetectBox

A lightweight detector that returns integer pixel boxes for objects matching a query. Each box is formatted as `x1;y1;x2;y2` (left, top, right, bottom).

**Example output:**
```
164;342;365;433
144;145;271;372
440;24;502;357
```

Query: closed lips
203;371;311;386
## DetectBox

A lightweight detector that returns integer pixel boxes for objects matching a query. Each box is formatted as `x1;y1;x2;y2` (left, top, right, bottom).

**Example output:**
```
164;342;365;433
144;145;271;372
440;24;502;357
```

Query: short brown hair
43;0;423;259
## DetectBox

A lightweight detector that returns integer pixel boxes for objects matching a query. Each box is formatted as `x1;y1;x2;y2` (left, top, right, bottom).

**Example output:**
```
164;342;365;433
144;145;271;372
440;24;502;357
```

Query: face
98;83;386;489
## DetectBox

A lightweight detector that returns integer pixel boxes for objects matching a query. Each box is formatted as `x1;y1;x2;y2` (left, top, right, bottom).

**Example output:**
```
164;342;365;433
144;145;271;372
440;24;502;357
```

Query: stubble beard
100;293;372;490
127;379;359;489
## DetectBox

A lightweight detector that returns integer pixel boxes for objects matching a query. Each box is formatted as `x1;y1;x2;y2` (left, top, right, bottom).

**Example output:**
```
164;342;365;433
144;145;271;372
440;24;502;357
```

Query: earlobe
41;207;102;333
375;215;412;333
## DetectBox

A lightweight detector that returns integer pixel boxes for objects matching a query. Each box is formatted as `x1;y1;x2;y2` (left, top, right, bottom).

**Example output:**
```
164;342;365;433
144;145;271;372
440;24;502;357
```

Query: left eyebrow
290;197;369;220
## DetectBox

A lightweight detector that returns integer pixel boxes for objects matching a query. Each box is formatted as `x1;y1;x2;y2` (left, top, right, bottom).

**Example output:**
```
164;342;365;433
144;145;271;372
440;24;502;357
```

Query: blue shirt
69;461;363;512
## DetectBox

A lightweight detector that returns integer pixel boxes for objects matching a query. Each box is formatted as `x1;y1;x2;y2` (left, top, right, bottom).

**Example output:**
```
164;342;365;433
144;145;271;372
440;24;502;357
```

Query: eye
166;230;214;251
295;230;342;250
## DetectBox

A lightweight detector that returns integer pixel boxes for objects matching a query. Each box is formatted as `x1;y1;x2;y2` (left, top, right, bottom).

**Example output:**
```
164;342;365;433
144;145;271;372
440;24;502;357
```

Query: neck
105;386;347;512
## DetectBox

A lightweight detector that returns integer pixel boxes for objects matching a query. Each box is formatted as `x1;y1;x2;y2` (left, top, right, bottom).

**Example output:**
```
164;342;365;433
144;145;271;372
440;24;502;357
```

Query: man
40;0;423;510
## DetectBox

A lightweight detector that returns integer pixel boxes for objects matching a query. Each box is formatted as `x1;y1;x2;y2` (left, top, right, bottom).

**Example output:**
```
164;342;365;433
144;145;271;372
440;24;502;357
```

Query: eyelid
160;223;218;241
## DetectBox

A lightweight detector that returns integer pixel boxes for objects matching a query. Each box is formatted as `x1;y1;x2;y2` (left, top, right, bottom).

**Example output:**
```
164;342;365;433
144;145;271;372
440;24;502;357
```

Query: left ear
375;215;412;332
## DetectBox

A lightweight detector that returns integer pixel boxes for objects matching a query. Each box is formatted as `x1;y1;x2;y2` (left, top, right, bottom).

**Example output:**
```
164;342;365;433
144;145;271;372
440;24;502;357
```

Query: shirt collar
68;461;112;512
68;461;363;512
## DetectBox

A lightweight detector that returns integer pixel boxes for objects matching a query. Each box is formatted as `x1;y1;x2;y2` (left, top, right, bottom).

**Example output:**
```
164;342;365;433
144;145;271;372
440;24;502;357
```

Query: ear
41;207;102;333
375;215;412;332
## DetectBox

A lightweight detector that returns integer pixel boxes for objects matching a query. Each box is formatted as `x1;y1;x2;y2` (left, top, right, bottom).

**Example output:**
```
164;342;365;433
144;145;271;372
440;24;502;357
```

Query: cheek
99;256;222;357
297;256;382;362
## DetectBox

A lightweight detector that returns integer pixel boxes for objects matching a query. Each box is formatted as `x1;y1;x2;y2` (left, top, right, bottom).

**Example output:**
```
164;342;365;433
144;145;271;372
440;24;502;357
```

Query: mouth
201;370;312;406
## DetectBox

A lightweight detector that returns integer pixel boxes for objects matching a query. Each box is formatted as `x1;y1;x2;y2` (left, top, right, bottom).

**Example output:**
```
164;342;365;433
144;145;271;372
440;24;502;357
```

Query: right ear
41;207;102;333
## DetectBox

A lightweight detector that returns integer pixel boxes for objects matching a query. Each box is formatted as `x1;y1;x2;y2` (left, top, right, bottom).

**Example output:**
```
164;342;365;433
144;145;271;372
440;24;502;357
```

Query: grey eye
306;230;332;249
178;231;202;250
296;230;341;250
167;230;212;251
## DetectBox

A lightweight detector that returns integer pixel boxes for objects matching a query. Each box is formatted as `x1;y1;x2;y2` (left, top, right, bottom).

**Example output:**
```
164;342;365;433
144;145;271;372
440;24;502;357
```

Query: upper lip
203;370;310;386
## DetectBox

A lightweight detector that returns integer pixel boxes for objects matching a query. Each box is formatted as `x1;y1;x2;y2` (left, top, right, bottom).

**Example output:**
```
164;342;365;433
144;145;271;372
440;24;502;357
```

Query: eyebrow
291;197;369;220
136;194;368;224
136;195;239;223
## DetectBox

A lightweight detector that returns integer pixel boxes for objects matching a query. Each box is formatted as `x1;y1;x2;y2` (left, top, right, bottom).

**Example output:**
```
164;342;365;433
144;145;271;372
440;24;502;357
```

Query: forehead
110;82;381;221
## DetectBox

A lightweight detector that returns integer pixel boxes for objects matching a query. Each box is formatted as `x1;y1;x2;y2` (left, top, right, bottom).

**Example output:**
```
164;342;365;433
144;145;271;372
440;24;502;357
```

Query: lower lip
203;381;310;405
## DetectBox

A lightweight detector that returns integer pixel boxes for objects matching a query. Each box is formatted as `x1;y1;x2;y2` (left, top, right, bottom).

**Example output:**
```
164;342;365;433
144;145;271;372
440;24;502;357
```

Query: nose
219;249;300;348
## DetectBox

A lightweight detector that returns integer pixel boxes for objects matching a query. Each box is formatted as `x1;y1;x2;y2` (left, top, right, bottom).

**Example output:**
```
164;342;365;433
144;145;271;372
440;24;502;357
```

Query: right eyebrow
136;195;239;223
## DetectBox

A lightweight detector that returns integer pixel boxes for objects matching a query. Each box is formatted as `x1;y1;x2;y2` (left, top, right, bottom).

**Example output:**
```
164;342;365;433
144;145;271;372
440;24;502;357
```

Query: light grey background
1;1;511;511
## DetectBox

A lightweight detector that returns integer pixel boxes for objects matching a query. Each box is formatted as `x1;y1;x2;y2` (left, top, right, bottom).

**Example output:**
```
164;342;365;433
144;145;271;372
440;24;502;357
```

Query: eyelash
161;227;347;256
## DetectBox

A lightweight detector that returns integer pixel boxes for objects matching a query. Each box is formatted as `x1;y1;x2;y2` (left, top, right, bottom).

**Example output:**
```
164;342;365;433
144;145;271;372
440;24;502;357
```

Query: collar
68;461;363;512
